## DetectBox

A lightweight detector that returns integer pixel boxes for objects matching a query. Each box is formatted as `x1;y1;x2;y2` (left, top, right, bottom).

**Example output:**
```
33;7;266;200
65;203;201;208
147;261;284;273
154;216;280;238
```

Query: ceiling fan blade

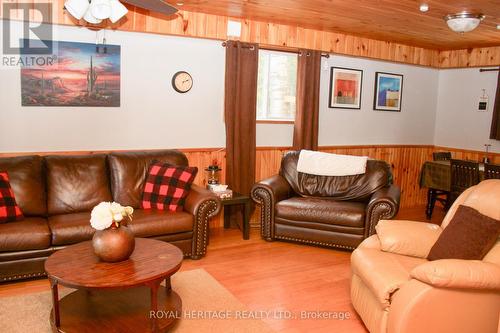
121;0;178;16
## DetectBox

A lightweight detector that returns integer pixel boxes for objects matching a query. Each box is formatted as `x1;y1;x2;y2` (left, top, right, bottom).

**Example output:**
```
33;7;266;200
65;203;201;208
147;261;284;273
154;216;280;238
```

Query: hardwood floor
0;205;445;333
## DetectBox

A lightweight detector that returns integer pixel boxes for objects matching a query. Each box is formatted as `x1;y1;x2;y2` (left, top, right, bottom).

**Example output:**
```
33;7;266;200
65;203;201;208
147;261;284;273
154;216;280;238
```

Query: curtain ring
250;46;255;51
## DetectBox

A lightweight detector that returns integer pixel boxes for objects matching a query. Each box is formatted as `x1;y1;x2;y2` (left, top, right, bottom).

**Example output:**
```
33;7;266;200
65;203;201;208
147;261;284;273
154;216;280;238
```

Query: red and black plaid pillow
0;172;24;223
141;162;198;212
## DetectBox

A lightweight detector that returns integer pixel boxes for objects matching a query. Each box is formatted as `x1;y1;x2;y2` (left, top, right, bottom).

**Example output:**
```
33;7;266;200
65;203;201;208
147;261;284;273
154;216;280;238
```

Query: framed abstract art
373;72;403;112
328;67;363;109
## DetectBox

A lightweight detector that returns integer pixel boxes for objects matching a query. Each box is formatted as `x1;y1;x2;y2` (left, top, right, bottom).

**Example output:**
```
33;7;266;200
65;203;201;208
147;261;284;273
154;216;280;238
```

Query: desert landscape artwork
21;40;120;107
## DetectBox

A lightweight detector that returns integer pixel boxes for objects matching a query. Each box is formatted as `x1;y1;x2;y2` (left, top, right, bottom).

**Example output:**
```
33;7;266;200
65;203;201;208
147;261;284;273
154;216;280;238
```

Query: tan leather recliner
350;179;500;333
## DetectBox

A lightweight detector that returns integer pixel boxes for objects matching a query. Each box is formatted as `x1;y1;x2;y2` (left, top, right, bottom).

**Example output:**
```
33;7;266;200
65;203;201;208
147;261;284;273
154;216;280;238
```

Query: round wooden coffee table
45;238;183;333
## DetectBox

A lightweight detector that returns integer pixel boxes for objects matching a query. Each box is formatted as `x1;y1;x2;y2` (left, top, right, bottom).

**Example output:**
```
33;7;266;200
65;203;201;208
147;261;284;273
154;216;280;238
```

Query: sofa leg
190;254;202;260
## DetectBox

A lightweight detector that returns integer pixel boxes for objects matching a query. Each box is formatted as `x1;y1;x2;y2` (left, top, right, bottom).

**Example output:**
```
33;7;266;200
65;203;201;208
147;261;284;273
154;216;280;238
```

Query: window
256;50;298;122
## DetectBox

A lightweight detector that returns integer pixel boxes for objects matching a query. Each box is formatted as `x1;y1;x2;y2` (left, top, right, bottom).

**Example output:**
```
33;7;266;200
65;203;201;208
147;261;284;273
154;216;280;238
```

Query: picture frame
328;67;363;109
373;72;403;112
20;40;121;107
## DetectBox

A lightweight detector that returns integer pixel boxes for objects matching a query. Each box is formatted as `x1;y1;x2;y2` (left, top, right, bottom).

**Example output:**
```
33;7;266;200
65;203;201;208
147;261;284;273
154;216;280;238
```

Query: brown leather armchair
251;151;400;250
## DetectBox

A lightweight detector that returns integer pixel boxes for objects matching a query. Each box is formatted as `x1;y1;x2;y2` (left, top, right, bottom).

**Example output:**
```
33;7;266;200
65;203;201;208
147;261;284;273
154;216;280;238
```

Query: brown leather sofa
351;180;500;333
0;150;221;282
251;151;400;250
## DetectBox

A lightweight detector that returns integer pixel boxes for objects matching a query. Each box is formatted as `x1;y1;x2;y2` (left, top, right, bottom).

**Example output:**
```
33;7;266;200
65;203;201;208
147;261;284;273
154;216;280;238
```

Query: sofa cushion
0;172;24;223
142;162;198;212
0;217;50;251
45;155;112;215
351;247;426;308
127;209;193;238
428;205;500;261
48;212;95;246
280;150;391;200
108;150;189;209
275;197;366;227
0;155;46;216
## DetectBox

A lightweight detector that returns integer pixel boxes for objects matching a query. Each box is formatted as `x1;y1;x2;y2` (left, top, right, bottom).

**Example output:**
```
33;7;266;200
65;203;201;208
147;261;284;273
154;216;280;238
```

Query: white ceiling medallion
445;13;485;33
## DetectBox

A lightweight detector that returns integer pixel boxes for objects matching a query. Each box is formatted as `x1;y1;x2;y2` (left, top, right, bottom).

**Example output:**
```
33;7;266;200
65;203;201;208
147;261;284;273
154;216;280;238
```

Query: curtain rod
479;68;500;72
221;41;330;58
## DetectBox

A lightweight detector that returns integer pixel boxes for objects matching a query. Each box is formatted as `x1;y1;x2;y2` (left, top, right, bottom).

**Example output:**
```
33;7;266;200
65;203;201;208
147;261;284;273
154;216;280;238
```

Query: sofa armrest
411;260;500;291
357;234;382;250
184;184;221;259
251;175;292;241
375;220;442;258
365;184;401;237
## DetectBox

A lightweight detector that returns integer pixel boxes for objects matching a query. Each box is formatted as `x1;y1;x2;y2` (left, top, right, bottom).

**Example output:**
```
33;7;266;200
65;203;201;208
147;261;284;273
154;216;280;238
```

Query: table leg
165;277;171;292
148;281;161;333
426;188;436;220
50;278;60;328
224;206;231;229
243;201;250;240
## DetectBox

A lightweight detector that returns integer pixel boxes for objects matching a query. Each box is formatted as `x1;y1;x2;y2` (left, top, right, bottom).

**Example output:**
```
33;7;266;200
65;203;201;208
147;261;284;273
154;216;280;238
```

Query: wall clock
172;71;193;93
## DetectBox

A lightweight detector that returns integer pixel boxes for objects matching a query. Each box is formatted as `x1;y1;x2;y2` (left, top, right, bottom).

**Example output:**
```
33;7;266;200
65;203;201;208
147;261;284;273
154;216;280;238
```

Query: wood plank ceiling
166;0;500;50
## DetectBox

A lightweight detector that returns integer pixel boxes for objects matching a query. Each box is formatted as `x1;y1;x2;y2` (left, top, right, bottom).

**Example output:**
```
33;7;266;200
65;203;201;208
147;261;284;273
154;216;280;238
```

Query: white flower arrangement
90;202;134;231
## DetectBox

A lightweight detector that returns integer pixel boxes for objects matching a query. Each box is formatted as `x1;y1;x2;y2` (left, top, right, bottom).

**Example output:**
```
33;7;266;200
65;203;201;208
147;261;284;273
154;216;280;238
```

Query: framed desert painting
20;40;120;107
328;67;363;109
373;72;403;112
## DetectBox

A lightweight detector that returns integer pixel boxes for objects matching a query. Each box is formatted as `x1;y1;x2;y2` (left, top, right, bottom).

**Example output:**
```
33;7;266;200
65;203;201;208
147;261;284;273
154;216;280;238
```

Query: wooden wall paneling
2;1;499;67
165;0;500;50
1;145;498;228
438;46;500;69
0;0;476;68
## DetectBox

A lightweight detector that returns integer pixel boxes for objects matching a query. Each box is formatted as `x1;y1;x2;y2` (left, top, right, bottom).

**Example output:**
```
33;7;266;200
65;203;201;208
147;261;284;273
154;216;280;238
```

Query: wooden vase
92;225;135;263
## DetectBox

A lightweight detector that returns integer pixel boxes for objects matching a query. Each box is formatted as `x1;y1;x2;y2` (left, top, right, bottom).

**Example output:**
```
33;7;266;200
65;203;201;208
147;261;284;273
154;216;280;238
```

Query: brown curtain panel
224;41;259;196
293;49;322;151
490;70;500;140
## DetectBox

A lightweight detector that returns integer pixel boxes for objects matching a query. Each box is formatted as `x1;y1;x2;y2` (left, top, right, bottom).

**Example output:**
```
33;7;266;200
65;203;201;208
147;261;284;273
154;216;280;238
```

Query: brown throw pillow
428;205;500;261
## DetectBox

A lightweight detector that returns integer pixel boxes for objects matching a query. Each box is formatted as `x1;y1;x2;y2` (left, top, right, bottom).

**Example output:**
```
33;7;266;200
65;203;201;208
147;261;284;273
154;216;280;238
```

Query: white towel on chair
297;150;368;176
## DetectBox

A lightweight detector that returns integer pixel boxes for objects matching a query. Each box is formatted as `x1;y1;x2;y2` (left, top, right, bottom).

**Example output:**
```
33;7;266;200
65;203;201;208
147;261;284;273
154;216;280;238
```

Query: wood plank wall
439;47;500;68
4;145;497;228
3;0;499;68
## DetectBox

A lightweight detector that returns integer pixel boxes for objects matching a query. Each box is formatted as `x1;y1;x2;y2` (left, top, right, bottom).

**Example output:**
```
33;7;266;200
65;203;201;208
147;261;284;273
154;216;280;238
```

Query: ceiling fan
64;0;178;24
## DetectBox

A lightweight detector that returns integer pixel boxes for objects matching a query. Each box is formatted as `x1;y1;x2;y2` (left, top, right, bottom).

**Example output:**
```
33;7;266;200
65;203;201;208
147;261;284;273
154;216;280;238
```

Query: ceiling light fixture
64;0;128;24
419;3;429;12
445;12;485;33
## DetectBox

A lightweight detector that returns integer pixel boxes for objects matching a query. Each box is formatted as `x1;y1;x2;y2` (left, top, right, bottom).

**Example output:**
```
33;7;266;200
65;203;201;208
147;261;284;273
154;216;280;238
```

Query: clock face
172;71;193;93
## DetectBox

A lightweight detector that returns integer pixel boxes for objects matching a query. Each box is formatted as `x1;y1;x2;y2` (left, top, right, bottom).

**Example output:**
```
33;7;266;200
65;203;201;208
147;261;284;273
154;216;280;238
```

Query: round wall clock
172;71;193;93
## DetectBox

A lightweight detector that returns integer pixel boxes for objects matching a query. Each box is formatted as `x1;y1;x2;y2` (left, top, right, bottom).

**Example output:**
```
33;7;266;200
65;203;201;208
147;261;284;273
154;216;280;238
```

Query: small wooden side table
220;192;251;240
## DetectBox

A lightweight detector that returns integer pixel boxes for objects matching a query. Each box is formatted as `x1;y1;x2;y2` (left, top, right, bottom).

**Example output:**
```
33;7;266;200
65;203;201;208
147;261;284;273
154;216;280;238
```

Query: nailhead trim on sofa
251;187;273;240
191;199;219;259
275;235;356;250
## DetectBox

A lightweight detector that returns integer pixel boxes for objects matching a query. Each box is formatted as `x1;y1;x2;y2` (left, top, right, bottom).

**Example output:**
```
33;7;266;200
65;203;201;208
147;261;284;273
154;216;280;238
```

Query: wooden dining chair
432;151;452;161
426;151;452;219
484;163;500;179
450;159;480;203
